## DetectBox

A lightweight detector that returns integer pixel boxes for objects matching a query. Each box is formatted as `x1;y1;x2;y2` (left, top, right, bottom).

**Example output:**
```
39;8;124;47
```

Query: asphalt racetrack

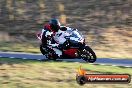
0;51;132;67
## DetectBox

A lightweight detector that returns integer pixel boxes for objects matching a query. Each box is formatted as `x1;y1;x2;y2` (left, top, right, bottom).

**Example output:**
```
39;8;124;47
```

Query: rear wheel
80;46;96;63
40;44;57;60
45;53;58;61
40;44;47;55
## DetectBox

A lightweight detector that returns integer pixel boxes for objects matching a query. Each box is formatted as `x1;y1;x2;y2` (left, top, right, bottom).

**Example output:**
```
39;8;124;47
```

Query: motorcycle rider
37;18;63;59
37;18;79;59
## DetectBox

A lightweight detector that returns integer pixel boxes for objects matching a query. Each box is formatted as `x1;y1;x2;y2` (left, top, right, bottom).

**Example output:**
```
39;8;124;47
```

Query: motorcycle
37;28;97;63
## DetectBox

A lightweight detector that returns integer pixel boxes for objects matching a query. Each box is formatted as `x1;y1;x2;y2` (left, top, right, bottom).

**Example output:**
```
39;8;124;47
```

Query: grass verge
0;41;40;53
0;58;132;88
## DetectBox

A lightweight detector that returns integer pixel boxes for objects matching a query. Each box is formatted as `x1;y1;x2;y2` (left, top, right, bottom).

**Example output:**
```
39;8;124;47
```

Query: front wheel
80;46;97;63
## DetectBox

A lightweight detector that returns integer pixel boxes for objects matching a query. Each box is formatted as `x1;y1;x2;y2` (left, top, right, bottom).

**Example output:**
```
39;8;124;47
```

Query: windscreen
67;29;83;39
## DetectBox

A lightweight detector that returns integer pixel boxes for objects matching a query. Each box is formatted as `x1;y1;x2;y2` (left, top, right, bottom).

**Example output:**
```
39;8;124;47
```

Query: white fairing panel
54;30;67;44
54;27;84;44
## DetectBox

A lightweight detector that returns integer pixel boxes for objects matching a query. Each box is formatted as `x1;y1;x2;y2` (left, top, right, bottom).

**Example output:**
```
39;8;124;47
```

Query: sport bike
37;29;97;63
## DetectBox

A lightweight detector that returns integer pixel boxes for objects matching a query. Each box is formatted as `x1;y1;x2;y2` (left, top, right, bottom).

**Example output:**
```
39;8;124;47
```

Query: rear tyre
80;46;97;63
40;44;46;55
40;44;57;61
46;53;58;61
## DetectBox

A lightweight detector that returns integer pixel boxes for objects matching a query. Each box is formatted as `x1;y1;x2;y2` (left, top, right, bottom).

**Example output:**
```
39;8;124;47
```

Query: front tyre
80;46;97;63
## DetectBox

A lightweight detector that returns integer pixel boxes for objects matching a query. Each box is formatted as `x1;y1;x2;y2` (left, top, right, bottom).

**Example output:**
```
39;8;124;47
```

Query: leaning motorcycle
37;29;97;63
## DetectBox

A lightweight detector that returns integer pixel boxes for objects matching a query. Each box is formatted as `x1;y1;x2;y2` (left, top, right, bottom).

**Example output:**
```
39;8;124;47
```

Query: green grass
0;41;40;53
0;58;132;88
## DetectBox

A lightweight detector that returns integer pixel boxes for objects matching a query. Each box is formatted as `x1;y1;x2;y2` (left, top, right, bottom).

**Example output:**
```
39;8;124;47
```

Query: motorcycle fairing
63;48;78;58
